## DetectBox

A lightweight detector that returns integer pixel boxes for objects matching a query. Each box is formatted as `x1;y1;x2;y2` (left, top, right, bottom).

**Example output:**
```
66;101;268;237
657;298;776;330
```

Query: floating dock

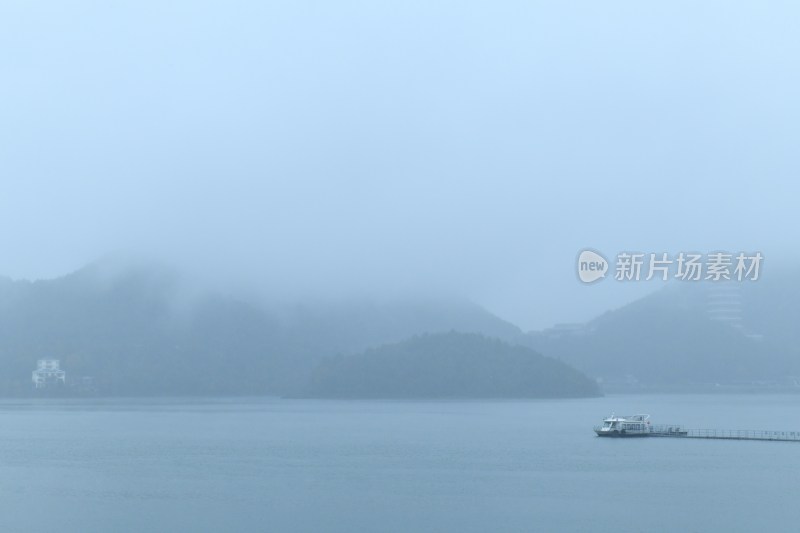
648;425;800;442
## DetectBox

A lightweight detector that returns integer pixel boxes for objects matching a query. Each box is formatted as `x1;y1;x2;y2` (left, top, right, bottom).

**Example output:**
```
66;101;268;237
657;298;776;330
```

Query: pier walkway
648;424;800;442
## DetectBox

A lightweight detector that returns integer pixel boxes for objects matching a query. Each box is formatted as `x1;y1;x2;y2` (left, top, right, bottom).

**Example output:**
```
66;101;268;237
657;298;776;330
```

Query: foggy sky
1;1;798;330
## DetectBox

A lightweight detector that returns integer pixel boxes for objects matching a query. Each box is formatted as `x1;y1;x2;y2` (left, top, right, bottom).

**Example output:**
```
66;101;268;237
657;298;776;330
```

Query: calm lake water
1;394;799;532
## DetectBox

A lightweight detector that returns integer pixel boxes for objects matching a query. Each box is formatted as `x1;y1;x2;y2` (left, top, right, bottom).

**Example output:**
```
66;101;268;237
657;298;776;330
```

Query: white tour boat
594;414;651;437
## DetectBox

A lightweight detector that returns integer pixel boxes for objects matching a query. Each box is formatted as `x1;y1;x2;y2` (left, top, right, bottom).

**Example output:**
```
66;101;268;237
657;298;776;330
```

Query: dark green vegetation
307;332;601;398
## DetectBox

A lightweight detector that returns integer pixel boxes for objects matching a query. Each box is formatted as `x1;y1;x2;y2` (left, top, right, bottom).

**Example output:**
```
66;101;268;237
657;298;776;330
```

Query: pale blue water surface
1;394;798;532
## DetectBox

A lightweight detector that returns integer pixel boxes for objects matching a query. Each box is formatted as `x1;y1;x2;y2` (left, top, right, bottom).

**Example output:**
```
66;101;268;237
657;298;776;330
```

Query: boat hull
594;429;649;438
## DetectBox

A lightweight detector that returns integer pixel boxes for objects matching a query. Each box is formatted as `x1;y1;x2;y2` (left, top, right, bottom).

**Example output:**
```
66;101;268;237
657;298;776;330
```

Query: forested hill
306;332;601;398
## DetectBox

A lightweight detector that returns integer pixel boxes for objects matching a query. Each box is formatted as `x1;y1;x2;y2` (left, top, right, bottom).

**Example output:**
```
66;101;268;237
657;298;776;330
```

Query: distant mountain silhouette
306;332;601;398
522;272;800;390
4;257;795;395
0;258;522;396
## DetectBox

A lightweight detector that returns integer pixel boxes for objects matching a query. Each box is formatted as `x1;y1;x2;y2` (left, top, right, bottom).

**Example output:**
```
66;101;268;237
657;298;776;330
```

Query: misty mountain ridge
2;257;798;396
524;272;800;391
0;257;525;396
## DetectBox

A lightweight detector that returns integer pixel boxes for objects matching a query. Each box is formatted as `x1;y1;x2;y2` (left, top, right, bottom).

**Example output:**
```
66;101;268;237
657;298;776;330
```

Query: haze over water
2;1;799;531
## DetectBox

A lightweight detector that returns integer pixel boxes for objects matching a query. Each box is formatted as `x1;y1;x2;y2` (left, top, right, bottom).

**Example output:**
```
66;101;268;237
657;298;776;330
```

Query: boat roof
603;414;650;422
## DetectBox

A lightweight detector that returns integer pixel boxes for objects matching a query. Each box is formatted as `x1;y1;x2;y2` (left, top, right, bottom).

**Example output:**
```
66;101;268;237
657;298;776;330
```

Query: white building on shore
32;359;66;389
